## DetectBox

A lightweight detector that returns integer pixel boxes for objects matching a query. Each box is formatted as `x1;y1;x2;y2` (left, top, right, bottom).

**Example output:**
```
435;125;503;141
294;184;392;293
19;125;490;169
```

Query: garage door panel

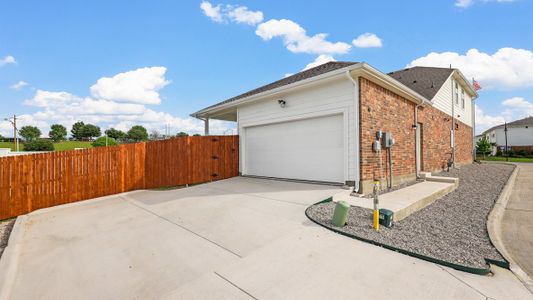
244;114;344;183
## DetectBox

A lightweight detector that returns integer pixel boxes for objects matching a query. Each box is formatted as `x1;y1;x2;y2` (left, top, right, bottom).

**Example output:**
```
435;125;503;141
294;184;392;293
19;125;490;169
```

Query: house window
454;82;459;105
461;89;465;109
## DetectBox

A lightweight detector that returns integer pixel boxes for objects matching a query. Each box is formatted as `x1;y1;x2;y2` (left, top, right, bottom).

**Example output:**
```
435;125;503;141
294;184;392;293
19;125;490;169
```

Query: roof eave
191;62;431;119
190;63;365;118
452;69;479;99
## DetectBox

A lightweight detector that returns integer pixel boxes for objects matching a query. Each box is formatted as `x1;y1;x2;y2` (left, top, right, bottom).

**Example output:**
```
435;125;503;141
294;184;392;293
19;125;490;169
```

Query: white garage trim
240;109;349;184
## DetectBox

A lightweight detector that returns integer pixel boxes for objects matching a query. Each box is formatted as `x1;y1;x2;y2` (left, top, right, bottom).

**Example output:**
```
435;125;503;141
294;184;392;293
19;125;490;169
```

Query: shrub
92;136;117;147
517;150;527;156
23;139;54;151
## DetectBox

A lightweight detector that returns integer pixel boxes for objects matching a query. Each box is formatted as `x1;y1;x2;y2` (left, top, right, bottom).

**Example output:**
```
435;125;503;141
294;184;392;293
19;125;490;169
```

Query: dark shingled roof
193;61;357;115
508;116;533;126
484;116;533;133
388;66;454;100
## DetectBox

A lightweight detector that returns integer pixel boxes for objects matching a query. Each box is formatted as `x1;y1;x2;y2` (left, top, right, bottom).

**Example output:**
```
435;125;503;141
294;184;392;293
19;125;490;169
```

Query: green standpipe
331;201;350;227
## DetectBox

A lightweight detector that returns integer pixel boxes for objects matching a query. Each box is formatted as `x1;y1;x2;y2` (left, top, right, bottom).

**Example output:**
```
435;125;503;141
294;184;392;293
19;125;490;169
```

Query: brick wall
358;77;472;193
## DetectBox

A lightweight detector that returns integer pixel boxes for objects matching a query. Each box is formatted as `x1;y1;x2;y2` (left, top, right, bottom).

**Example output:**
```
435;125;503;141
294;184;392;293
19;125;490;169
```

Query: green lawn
0;142;23;151
478;156;533;163
0;141;93;152
53;141;93;151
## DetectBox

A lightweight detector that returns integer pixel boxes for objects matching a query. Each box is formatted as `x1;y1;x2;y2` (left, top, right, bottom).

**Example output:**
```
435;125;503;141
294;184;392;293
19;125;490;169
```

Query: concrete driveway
0;177;531;299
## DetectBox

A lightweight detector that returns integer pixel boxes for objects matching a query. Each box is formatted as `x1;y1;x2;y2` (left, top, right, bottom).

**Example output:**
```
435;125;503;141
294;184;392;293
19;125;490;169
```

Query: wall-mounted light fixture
278;99;286;108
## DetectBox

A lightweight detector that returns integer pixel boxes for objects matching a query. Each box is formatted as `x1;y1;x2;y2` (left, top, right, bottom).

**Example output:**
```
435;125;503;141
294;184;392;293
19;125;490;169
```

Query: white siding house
479;116;533;154
432;74;474;127
238;77;356;183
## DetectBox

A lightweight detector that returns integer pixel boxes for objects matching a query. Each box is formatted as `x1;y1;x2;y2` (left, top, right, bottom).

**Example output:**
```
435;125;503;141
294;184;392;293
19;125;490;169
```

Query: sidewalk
500;163;533;291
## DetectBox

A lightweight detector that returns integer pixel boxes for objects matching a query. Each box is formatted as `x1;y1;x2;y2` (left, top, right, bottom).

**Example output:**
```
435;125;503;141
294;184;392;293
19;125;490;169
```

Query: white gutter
345;70;360;193
192;62;431;119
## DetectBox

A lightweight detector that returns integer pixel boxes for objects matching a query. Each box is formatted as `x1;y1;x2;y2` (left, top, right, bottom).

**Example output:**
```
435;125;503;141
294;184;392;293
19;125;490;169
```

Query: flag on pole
473;79;481;91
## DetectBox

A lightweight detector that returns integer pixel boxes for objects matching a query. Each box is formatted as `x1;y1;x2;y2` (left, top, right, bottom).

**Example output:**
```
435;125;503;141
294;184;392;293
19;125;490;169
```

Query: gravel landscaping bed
0;219;15;259
306;163;514;270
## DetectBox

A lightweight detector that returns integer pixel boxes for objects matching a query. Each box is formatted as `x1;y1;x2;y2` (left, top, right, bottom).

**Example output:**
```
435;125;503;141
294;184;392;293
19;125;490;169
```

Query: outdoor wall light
278;99;286;108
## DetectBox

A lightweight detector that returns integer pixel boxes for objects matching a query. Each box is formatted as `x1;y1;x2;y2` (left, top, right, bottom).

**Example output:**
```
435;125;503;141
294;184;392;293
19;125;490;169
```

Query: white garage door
244;114;344;183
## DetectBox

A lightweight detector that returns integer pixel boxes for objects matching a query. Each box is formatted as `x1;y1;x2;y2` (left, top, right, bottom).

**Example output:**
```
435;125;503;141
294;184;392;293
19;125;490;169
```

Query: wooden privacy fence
0;135;239;220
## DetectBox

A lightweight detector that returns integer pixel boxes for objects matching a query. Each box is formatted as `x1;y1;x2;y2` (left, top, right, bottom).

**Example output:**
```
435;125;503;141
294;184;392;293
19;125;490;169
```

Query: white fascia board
355;63;430;106
191;64;364;118
192;62;431;118
452;69;478;99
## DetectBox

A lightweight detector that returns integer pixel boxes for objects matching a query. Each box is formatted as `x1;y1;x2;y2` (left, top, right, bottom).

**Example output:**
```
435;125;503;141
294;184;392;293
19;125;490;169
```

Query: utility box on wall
383;132;394;148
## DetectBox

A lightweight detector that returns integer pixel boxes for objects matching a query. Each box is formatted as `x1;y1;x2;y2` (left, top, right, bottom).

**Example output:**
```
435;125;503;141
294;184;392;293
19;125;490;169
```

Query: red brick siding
359;78;416;182
359;78;472;189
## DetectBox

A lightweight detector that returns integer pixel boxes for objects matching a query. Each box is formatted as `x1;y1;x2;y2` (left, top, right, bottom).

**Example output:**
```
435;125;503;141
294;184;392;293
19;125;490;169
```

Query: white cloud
24;90;81;107
1;66;236;137
227;6;263;25
455;0;474;7
10;81;28;90
0;55;16;66
475;97;533;133
303;55;336;70
200;1;223;22
456;0;516;8
408;48;533;89
475;104;505;133
352;33;383;48
256;19;352;55
90;66;169;104
200;1;263;26
501;97;533;118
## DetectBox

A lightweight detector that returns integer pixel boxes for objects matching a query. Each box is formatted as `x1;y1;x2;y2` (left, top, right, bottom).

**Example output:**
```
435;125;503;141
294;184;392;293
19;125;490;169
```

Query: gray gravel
0;219;15;259
307;163;514;269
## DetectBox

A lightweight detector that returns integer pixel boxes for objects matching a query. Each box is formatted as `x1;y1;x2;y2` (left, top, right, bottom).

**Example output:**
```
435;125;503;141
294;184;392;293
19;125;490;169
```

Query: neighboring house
191;62;477;193
479;116;533;155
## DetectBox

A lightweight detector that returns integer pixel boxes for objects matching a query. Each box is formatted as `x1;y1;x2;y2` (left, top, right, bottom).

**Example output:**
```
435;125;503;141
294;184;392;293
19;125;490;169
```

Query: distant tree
176;132;189;137
23;139;54;151
193;133;201;136
49;124;67;142
150;129;161;140
0;134;3;142
105;128;126;141
71;121;85;140
19;126;41;141
92;136;117;147
127;125;148;142
81;124;101;140
476;136;491;159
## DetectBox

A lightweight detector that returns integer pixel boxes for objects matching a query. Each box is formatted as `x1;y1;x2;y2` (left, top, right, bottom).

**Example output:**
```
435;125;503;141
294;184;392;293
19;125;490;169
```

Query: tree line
1;122;201;151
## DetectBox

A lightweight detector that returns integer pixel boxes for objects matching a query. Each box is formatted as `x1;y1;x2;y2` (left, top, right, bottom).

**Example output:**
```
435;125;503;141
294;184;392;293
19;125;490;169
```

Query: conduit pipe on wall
415;105;421;178
345;70;360;193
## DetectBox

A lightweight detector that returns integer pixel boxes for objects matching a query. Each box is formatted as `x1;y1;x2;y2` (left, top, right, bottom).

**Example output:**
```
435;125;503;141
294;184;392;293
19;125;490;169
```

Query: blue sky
1;0;533;136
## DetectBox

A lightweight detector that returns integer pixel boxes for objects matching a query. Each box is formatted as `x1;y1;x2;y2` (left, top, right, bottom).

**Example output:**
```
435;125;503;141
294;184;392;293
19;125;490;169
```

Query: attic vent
430;80;435;88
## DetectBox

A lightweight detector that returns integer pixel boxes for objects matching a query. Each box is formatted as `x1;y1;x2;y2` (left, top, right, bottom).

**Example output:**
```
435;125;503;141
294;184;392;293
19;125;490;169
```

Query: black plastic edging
305;198;505;275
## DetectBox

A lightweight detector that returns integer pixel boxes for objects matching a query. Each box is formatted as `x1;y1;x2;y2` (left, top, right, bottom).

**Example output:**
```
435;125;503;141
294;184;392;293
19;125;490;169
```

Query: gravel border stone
306;163;514;270
0;219;15;259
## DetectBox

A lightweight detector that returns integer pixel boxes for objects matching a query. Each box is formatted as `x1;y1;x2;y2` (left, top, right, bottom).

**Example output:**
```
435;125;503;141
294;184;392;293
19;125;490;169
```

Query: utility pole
4;115;20;152
504;121;509;162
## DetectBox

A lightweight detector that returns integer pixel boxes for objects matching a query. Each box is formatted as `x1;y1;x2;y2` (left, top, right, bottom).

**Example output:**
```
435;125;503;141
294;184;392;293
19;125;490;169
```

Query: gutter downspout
345;70;360;193
192;116;210;136
415;104;421;178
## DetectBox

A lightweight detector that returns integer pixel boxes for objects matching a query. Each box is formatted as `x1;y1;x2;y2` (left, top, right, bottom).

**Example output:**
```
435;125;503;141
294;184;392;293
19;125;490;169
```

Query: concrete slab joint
486;164;533;293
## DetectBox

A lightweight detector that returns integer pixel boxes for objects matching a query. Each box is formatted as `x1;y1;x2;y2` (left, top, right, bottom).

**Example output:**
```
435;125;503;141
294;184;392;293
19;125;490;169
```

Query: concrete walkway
501;163;533;291
333;177;456;221
0;177;531;299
